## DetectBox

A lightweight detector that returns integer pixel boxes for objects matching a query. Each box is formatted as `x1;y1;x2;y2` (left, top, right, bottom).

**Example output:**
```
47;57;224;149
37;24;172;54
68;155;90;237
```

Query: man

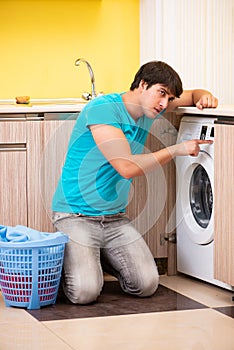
52;61;218;304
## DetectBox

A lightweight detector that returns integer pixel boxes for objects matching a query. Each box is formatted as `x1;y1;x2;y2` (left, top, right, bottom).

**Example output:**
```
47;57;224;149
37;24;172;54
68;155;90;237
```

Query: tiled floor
0;274;234;350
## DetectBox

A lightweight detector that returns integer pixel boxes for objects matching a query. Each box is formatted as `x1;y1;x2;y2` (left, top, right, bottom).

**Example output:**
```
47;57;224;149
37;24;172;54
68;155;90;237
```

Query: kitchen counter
176;104;234;117
0;99;233;117
0;98;87;114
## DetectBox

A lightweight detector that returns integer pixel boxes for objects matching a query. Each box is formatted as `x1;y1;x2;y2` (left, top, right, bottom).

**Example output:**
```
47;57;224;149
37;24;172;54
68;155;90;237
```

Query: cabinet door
0;121;27;226
27;120;75;232
214;122;234;285
127;112;180;272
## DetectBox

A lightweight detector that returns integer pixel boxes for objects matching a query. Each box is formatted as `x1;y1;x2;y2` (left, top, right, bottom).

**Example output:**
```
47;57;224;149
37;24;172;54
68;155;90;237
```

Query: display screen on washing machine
210;127;214;138
200;125;208;140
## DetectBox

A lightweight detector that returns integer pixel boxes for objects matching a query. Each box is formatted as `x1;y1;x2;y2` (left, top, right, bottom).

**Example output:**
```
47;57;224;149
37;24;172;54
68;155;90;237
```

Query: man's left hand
196;94;218;109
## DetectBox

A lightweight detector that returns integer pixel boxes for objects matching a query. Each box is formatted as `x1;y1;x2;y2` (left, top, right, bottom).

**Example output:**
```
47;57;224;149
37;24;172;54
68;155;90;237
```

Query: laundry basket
0;233;68;310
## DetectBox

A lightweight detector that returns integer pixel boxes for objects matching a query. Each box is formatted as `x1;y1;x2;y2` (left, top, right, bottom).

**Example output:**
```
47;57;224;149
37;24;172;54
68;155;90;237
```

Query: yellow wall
0;0;139;99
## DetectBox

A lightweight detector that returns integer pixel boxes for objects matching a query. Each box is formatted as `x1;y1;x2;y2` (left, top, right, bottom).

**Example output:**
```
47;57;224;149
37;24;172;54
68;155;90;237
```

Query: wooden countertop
0;98;87;114
176;105;234;117
0;98;233;117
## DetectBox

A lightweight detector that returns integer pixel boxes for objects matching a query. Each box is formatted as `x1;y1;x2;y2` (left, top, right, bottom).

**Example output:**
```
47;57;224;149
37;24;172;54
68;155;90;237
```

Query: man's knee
63;277;103;305
139;273;159;297
121;271;159;297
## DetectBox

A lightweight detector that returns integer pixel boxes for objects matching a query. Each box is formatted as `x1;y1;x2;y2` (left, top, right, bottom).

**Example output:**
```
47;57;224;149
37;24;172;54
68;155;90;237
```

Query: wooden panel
166;112;181;275
127;112;181;267
214;123;234;285
0;150;27;226
27;120;75;232
0;121;26;143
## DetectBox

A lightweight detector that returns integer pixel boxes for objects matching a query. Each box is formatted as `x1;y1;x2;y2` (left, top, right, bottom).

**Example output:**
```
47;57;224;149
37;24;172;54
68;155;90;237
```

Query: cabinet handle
0;143;26;151
0;117;26;121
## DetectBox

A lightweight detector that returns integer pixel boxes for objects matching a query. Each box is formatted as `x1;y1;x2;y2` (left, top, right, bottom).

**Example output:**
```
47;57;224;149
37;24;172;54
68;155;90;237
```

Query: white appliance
176;116;233;290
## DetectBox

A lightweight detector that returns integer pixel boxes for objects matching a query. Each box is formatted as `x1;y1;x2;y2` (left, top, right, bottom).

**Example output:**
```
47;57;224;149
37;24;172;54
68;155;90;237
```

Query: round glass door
189;164;213;229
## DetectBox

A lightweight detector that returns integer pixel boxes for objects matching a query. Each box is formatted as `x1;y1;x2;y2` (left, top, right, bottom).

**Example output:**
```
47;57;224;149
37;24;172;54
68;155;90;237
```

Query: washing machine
176;116;233;290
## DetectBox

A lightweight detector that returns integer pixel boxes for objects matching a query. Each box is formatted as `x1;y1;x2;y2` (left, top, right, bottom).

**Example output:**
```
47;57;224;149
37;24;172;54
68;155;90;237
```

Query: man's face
140;83;176;118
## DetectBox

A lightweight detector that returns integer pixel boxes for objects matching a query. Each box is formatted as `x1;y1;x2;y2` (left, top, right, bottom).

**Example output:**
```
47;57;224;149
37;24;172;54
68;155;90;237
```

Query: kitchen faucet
75;58;97;100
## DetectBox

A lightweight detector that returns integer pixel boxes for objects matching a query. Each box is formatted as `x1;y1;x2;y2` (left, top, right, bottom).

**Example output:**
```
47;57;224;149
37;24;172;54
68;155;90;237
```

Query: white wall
140;0;234;104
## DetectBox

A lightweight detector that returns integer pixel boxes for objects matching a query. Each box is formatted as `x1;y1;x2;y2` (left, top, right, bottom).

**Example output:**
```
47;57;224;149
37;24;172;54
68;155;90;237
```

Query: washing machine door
179;150;214;245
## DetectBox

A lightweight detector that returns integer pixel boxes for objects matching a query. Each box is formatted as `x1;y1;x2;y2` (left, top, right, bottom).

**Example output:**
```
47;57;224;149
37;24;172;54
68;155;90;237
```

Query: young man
52;61;218;304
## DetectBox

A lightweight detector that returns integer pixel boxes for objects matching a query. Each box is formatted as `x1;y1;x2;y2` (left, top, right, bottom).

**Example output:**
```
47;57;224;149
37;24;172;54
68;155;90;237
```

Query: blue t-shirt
52;93;162;215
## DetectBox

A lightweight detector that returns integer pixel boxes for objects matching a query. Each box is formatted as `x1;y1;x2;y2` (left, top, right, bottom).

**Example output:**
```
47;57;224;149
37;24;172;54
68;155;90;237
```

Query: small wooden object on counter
15;96;30;104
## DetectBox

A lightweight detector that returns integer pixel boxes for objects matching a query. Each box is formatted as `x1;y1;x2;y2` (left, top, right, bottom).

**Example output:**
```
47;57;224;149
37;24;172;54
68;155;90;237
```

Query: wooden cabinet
0;116;75;231
127;112;181;273
27;119;75;232
0;120;27;226
0;112;180;274
27;114;180;273
214;121;234;286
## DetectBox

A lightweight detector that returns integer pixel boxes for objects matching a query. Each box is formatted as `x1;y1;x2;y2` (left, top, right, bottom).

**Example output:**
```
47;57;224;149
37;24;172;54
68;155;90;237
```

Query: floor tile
103;272;117;281
0;291;37;323
0;321;73;350
43;309;234;350
27;281;207;321
160;274;234;307
214;306;234;319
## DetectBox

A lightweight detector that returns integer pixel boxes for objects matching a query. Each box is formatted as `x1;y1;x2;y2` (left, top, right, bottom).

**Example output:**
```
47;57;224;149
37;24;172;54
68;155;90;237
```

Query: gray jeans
52;212;159;304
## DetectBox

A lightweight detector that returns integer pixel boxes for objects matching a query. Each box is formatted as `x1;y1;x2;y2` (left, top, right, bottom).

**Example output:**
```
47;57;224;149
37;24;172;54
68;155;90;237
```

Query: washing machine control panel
177;117;217;144
200;125;214;140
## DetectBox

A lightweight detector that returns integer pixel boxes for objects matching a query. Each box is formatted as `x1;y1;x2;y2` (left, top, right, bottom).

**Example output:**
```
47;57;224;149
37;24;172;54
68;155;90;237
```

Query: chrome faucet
75;58;97;100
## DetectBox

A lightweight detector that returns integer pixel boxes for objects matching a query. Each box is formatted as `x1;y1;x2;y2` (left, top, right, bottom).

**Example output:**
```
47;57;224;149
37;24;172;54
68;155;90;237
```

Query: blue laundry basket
0;234;68;309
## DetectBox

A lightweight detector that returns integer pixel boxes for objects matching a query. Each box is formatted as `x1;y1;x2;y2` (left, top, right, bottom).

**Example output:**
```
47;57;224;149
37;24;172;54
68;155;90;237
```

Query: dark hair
130;61;183;98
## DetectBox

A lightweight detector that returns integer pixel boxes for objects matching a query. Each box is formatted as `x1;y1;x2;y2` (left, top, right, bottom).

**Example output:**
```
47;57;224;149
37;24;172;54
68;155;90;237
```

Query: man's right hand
175;139;213;157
